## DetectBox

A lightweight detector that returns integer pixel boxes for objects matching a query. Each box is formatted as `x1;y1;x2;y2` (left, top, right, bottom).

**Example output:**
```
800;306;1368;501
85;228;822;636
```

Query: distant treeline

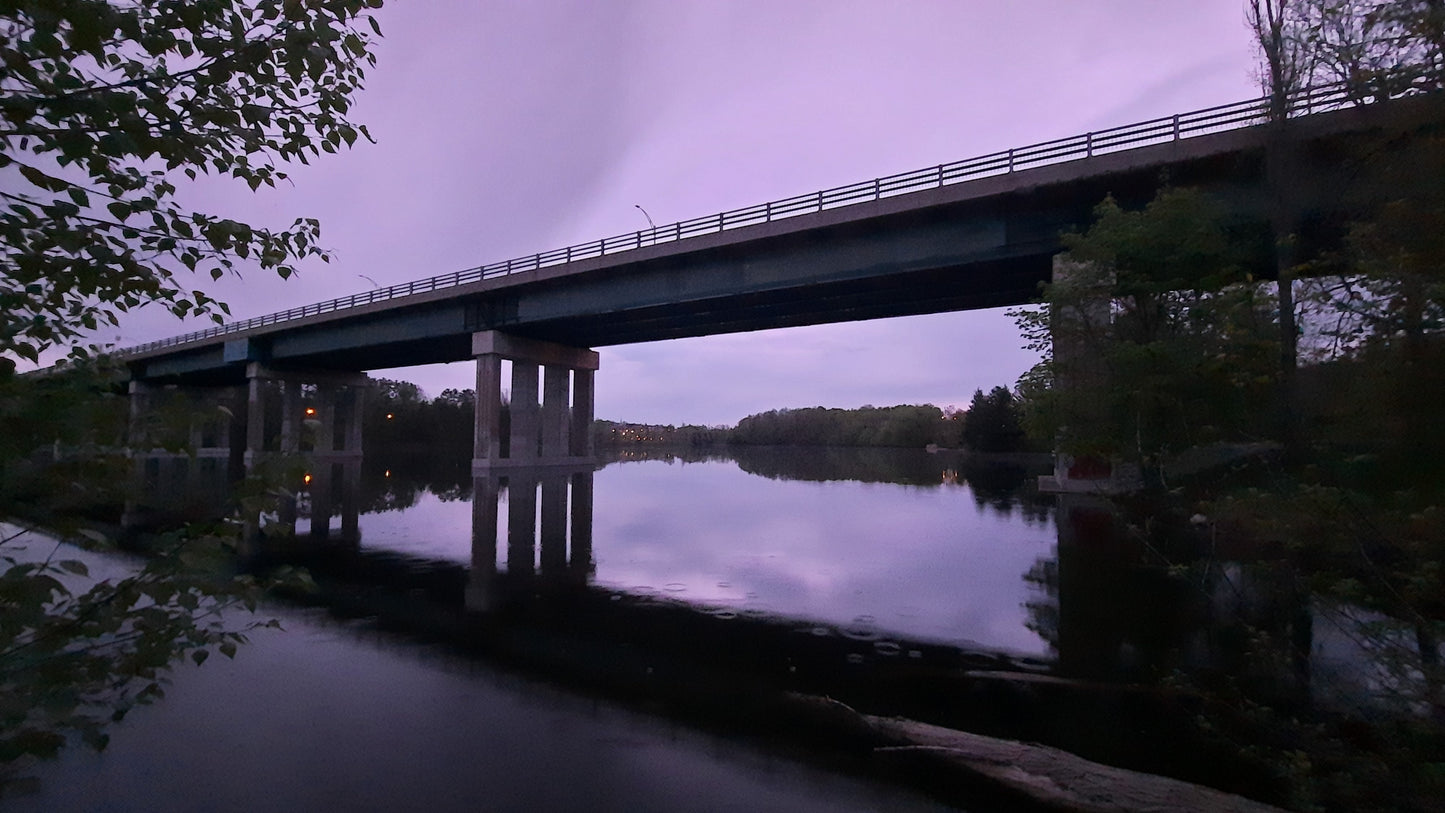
366;379;1030;453
729;388;1028;451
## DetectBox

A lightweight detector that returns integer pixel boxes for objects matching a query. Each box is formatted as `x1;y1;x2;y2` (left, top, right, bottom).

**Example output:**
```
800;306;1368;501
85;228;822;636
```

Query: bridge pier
241;363;369;466
471;331;599;472
1036;255;1143;495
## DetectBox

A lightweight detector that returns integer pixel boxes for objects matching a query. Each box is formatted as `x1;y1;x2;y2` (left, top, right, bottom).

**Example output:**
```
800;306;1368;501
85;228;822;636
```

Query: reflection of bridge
117;86;1443;474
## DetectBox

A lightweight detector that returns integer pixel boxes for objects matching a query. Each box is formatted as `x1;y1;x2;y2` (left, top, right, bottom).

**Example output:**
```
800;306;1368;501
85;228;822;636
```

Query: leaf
191;649;209;666
19;164;65;192
58;560;90;577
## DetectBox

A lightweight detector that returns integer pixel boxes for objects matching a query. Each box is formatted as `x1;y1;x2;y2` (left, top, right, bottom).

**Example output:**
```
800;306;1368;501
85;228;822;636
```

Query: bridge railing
115;78;1420;358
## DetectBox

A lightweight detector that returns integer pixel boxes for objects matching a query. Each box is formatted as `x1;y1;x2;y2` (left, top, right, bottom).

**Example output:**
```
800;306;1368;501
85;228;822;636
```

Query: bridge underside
124;93;1442;392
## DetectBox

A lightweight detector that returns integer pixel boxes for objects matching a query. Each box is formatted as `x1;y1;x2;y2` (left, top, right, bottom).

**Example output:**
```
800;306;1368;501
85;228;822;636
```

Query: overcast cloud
99;1;1261;426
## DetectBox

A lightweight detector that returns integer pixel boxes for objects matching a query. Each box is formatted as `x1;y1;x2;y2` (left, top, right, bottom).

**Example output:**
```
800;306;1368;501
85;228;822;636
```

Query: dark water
12;447;1414;810
13;448;1056;813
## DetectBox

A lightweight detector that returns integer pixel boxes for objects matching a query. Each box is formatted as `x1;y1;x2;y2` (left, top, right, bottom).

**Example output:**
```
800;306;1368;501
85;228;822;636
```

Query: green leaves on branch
0;0;382;362
1013;188;1279;465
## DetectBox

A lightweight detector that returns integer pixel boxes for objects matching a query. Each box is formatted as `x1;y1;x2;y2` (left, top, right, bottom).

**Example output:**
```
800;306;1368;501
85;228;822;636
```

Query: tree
1;0;383;774
1;0;382;368
1014;188;1276;476
960;387;1026;454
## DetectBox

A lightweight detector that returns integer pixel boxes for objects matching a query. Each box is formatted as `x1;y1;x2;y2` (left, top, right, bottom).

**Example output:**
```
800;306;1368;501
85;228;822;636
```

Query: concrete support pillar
510;361;540;463
474;355;503;462
1039;255;1134;494
127;380;154;452
245;369;266;463
279;380;301;454
541;365;570;459
571;369;595;458
346;384;365;456
316;387;337;455
471;331;599;472
187;391;206;453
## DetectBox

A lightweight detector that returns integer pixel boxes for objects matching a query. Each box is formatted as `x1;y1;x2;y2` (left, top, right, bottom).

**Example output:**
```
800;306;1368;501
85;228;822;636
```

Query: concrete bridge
116;83;1444;472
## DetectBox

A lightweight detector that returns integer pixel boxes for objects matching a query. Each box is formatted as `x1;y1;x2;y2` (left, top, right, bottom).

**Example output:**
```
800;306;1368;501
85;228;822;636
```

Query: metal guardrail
115;80;1408;358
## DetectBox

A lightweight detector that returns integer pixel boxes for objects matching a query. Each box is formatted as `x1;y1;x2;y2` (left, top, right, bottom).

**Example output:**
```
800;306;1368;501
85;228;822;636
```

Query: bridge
116;83;1444;472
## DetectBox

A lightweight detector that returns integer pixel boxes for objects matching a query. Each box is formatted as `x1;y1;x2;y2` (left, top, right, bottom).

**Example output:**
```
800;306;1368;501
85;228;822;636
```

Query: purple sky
102;1;1260;426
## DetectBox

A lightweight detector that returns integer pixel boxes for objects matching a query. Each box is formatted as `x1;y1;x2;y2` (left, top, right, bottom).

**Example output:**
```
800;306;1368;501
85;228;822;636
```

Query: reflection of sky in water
357;458;1056;657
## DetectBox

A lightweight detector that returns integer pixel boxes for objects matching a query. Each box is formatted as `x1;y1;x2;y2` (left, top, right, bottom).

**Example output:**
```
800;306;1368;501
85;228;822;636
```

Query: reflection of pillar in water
539;474;568;575
1053;494;1126;679
570;469;594;578
308;461;333;540
507;472;538;576
340;458;361;544
468;466;596;608
466;475;501;612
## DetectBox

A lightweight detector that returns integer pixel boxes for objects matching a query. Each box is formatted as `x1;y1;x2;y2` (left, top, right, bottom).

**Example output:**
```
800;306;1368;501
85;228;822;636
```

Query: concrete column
474;354;503;463
187;390;205;453
541;365;570;460
506;473;537;576
510;361;540;462
472;331;598;471
539;474;568;575
228;384;248;480
127;380;154;452
346;383;365;456
316;386;337;455
279;380;301;454
245;371;266;463
571;369;595;457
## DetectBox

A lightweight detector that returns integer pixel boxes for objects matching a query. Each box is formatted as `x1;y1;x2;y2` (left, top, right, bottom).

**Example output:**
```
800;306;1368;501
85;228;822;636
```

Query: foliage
0;0;382;367
1248;0;1445;101
730;404;950;448
364;379;475;453
0;517;311;765
960;386;1027;453
0;0;384;776
1013;188;1277;470
1011;36;1445;799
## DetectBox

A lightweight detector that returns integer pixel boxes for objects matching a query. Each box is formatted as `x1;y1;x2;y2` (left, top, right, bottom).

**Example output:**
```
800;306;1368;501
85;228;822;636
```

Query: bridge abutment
471;331;598;472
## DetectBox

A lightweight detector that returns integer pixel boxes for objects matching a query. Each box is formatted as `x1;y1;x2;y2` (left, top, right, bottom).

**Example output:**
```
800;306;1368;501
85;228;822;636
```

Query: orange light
305;407;316;416
384;469;391;477
303;473;312;485
386;413;394;420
